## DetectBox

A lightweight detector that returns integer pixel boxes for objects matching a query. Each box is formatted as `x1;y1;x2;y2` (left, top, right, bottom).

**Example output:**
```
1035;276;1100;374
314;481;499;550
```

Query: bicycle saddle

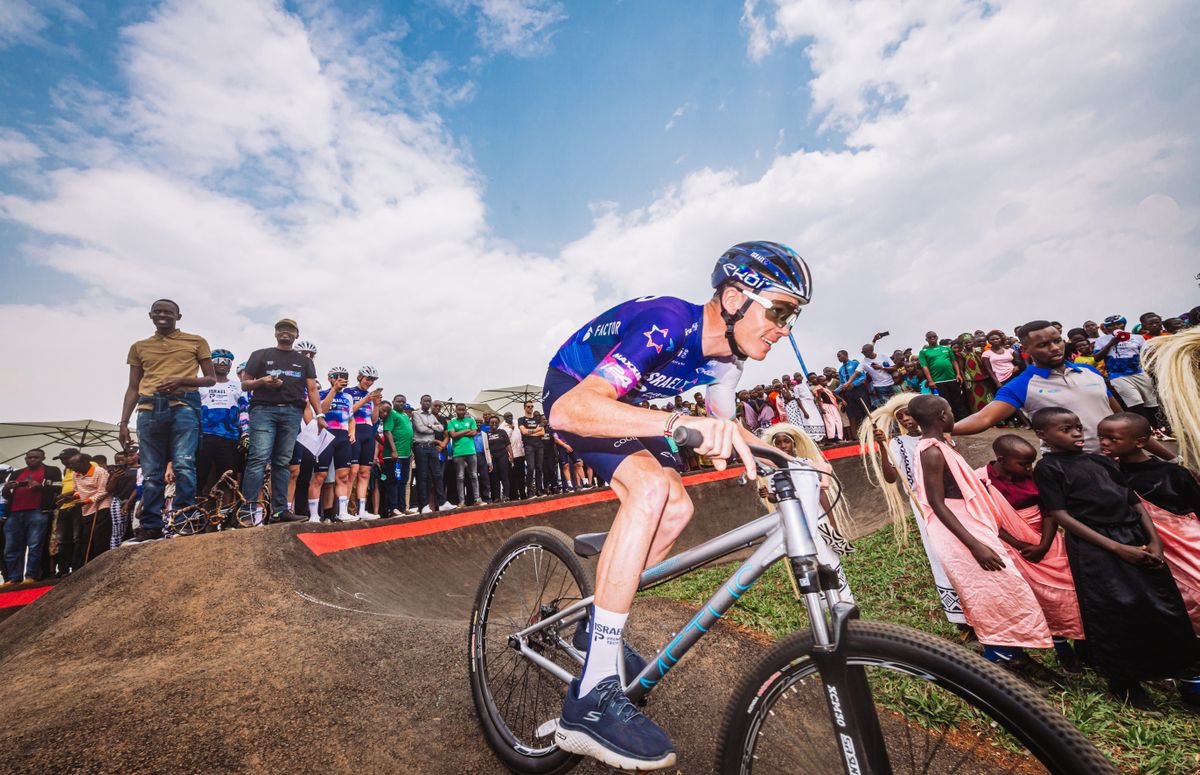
573;531;608;557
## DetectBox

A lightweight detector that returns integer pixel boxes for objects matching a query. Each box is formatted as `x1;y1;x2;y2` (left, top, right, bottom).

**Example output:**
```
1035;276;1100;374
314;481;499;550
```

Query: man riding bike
543;241;811;771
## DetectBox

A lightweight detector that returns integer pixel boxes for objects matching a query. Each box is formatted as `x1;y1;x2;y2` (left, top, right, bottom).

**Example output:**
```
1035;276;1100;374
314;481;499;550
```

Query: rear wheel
717;620;1116;774
235;500;271;528
168;497;216;536
469;527;593;774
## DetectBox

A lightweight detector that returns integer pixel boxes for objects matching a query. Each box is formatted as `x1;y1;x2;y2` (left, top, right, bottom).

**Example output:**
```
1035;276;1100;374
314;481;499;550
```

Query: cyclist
346;366;383;519
196;348;244;502
544;241;811;771
309;367;357;522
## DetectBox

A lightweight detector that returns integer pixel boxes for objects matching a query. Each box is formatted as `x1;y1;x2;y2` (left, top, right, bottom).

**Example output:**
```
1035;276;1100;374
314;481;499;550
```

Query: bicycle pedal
535;718;559;737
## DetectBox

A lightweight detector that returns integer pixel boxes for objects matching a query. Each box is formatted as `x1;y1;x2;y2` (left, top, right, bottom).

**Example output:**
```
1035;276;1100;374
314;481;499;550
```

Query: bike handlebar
671;426;792;469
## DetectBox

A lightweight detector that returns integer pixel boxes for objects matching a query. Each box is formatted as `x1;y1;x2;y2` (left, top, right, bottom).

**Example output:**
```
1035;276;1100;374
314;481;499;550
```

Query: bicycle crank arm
809;603;893;775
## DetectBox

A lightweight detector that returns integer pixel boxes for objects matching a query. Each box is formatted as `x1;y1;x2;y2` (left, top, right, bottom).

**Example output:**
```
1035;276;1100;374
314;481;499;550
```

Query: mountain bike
468;428;1116;774
168;470;270;535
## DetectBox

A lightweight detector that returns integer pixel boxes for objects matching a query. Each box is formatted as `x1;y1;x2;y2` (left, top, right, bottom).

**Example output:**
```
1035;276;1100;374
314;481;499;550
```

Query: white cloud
0;128;42;165
0;0;83;49
443;0;566;56
2;0;1197;423
665;102;691;131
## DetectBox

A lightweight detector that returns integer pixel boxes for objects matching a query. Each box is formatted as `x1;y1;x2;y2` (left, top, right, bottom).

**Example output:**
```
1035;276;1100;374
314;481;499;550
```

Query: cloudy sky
1;0;1196;422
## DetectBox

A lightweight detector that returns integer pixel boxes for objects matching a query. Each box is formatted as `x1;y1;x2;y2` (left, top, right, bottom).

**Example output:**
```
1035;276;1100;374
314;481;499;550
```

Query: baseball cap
275;318;299;331
53;447;80;462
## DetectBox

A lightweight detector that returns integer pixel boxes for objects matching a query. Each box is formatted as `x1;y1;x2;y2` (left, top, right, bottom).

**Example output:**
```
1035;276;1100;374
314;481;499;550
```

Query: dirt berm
0;436;1002;774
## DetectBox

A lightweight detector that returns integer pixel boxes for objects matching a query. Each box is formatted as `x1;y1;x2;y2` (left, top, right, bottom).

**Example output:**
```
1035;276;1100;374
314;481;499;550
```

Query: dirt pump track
0;437;1003;774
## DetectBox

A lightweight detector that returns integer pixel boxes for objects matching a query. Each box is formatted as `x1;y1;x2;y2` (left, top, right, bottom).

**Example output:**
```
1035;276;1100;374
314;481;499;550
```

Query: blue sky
0;0;1196;421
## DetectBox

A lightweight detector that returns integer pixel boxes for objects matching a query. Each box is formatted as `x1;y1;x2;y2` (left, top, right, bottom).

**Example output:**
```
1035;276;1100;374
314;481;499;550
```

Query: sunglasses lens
767;305;799;327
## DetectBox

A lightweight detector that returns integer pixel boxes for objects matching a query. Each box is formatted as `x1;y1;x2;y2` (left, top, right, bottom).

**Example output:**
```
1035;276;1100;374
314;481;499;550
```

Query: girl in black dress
1032;407;1198;712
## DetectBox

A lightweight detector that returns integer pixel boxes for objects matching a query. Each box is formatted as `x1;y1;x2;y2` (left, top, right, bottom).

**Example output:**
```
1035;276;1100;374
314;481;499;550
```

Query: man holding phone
240;319;326;523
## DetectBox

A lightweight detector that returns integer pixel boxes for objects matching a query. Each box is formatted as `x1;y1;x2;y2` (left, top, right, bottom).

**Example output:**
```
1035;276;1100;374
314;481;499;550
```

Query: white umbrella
472;384;544;416
0;420;129;466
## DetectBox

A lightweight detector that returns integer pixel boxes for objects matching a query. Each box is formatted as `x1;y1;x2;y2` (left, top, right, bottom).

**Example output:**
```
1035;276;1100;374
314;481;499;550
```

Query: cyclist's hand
969;542;1005;571
682;417;756;481
316;416;328;431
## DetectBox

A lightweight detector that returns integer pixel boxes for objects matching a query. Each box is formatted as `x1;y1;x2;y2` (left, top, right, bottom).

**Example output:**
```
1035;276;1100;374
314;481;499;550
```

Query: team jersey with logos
346;386;376;424
548;295;742;419
199;380;245;440
320;388;354;430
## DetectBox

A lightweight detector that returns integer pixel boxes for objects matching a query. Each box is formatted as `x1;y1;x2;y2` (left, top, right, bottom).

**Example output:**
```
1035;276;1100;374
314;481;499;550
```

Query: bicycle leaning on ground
167;470;271;535
468;428;1116;774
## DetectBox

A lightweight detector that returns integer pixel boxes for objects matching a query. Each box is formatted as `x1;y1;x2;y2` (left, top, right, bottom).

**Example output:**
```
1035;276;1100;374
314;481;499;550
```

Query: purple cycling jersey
548;295;742;418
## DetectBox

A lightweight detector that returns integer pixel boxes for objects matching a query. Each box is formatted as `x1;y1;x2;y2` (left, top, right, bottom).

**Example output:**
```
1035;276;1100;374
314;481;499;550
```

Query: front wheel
717;620;1116;775
468;527;593;774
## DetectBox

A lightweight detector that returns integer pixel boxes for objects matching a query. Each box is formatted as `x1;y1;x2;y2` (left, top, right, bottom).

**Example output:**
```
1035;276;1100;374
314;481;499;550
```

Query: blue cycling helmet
711;241;812;304
210;348;234;361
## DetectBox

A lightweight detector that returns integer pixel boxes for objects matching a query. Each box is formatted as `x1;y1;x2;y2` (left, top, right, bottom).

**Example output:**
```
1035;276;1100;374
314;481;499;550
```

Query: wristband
663;412;682;437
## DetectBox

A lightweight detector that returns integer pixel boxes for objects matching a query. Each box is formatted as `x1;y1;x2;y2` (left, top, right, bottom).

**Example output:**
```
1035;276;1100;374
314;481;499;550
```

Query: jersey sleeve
704;360;744;421
994;370;1029;408
590;305;691;399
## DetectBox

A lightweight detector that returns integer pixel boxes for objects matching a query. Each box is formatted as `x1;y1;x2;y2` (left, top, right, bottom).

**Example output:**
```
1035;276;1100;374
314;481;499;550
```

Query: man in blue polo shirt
954;320;1175;458
833;349;869;437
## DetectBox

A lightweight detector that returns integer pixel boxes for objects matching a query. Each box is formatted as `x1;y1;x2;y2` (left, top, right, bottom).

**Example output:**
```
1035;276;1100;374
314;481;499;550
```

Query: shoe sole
554;726;675;772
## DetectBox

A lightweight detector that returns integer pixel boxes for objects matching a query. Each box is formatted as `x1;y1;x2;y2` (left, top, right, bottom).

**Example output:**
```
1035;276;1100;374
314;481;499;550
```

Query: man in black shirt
240;319;325;522
485;418;511;502
518;401;546;496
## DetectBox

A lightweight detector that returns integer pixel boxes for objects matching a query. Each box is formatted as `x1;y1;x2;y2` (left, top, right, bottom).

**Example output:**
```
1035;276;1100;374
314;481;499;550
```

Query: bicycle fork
777;472;892;775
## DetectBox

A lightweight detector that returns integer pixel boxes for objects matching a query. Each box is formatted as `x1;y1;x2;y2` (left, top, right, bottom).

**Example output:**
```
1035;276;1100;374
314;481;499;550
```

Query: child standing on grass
1031;406;1199;712
1098;412;1200;633
863;394;969;634
977;434;1084;673
908;395;1058;684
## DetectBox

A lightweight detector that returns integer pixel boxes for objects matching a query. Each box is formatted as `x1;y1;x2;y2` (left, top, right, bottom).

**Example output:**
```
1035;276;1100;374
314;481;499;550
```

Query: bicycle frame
506;460;892;775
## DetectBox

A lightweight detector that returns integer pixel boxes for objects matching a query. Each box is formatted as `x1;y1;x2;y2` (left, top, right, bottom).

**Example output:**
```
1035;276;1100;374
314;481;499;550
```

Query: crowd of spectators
1;300;1196;592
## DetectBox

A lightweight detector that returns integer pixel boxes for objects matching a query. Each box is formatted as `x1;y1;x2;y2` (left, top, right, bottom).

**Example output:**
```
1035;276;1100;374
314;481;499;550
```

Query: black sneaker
572;618;649;681
1110;681;1162;715
127;526;164;544
271;510;307;524
1055;644;1083;674
998;654;1067;689
556;677;675;771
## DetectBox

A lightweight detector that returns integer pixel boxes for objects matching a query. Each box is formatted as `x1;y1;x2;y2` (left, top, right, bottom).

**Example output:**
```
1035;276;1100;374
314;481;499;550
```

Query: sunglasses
362;376;378;382
741;289;801;328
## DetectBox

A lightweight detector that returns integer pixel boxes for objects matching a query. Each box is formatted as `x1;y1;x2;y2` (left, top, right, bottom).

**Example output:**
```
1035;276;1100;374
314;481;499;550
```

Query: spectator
834;350;869;437
982;330;1018;388
503;411;527;500
1094;315;1162;432
381;394;415;516
957;334;996;414
52;448;82;571
119;299;216;543
240;319;325;524
62;453;111;565
412;395;451;513
196;348;244;496
812;375;845;442
475;413;494;502
310;367;356;522
447;403;480;506
106;449;138;548
1;449;61;586
485;417;512;501
854;342;898;409
518;401;546;497
1139;312;1166;339
918;331;966;419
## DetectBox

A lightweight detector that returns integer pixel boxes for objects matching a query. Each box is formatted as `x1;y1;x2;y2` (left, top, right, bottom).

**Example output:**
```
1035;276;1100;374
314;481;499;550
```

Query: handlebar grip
672;426;705;449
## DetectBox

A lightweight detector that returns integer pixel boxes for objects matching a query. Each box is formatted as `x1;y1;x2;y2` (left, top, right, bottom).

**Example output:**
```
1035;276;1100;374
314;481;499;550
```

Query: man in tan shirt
118;299;215;542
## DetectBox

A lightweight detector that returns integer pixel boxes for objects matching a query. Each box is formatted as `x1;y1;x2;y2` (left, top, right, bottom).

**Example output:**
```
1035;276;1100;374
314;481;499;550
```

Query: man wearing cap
1093;315;1161;426
119;299;216;543
240;319;326;523
196;348;245;498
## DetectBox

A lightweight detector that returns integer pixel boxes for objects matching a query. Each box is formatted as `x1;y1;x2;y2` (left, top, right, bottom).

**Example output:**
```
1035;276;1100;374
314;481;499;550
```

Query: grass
641;519;1200;775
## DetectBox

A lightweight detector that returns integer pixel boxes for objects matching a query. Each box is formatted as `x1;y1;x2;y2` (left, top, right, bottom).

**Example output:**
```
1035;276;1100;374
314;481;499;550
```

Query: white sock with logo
358;498;367;514
308;499;320;518
338;496;349;517
577;605;628;697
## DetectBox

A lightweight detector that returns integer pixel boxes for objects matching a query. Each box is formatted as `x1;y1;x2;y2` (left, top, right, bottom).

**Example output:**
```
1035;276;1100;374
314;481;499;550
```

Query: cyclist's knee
624;470;671;515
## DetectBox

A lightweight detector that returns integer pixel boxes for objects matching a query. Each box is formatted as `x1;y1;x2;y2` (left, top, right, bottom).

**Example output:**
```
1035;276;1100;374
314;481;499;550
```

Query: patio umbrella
0;420;129;466
472;384;544;416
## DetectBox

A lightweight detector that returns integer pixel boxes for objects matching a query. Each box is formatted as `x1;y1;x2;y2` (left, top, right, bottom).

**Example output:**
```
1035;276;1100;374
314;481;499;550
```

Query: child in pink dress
908;395;1057;684
978;434;1084;673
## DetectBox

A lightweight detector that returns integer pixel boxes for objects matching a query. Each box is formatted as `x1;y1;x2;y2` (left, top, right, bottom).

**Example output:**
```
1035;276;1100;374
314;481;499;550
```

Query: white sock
358;498;366;513
577;605;628;696
286;501;293;512
308;498;320;517
338;496;349;517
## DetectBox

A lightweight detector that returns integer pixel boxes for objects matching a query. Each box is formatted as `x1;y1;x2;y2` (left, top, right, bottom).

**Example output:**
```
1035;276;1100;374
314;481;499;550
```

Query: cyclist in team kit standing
543;241;812;771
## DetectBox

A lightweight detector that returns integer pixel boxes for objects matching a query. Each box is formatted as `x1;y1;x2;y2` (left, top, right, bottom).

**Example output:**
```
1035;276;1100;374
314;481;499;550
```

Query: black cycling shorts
351;422;376;466
317;429;352;472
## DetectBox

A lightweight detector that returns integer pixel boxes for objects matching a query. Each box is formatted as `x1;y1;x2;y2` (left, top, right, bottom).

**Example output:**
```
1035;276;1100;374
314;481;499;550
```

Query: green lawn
642;520;1200;775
